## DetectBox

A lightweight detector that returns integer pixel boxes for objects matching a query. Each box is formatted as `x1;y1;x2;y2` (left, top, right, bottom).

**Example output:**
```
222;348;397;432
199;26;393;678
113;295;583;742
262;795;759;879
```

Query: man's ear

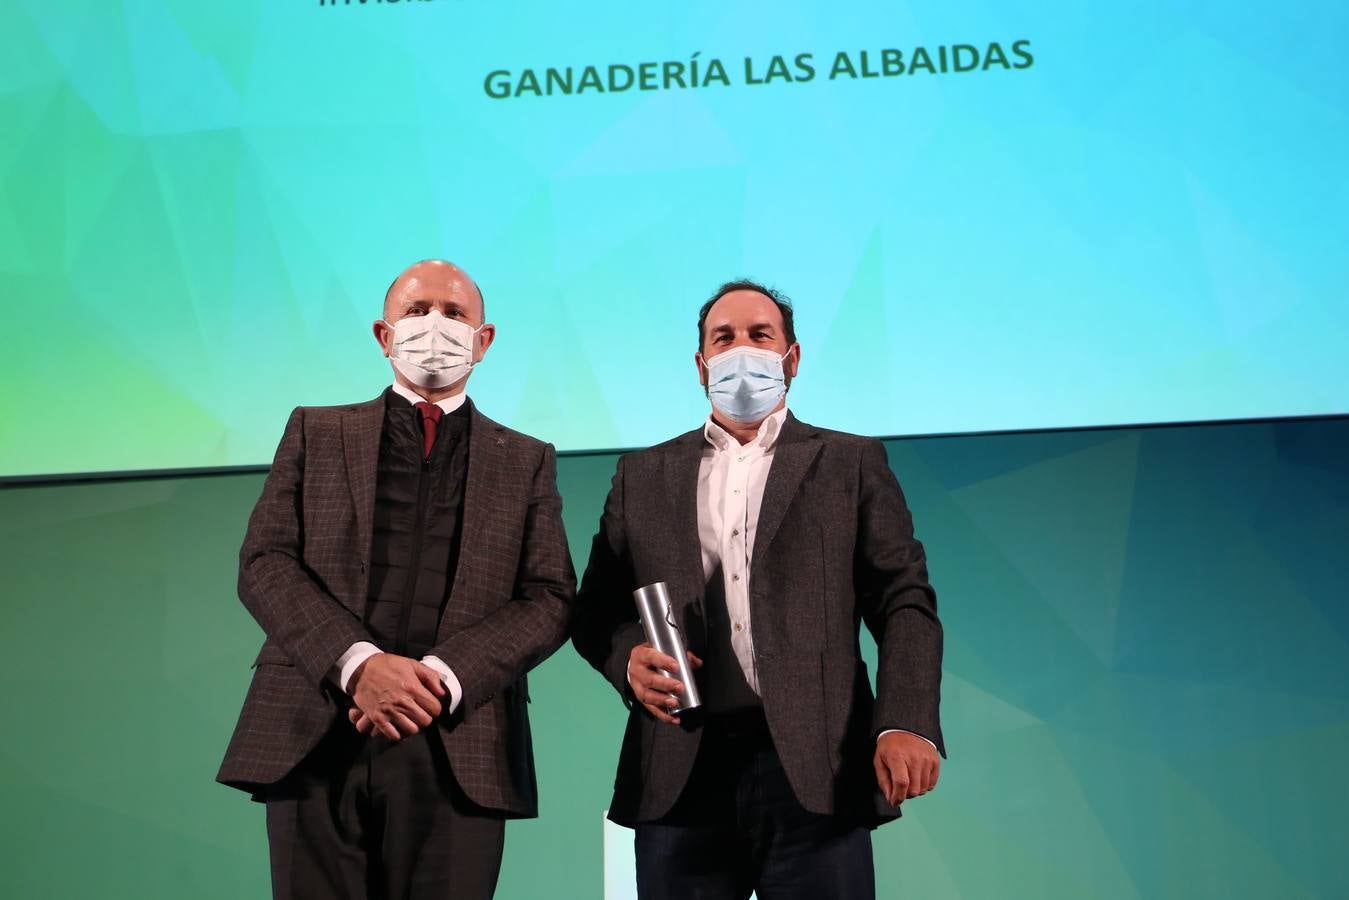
475;323;496;362
695;351;708;389
784;343;800;379
373;320;393;357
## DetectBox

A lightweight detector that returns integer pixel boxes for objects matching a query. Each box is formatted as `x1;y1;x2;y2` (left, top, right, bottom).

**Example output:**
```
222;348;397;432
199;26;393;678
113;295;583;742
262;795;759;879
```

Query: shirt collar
390;382;469;416
703;406;788;454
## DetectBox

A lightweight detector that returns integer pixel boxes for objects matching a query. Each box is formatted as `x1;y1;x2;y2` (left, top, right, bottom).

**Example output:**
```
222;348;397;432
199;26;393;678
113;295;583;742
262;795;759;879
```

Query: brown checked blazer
217;395;575;817
572;412;943;826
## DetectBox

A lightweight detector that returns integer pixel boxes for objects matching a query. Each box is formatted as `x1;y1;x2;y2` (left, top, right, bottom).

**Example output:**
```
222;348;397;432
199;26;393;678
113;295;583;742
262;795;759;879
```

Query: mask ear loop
463;322;487;367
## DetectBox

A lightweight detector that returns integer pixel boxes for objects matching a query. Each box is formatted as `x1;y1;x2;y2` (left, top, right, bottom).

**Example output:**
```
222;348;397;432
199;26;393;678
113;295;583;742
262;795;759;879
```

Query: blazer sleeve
429;443;576;712
237;407;375;689
855;438;946;756
572;455;646;704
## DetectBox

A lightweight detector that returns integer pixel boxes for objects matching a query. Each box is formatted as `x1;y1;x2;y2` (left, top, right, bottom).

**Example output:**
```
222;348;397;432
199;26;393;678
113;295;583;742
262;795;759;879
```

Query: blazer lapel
342;396;385;571
662;432;706;610
449;404;504;603
751;414;821;581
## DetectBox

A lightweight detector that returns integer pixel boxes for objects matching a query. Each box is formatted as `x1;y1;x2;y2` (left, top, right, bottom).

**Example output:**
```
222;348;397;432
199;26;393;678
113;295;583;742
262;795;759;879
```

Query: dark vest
363;390;472;659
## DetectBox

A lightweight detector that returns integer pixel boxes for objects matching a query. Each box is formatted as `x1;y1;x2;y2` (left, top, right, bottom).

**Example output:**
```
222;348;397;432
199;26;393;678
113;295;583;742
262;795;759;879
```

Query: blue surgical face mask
702;346;790;424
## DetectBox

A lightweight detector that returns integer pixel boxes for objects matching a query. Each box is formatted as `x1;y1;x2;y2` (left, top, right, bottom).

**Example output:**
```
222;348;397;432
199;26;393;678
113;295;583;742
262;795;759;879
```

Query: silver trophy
633;582;702;713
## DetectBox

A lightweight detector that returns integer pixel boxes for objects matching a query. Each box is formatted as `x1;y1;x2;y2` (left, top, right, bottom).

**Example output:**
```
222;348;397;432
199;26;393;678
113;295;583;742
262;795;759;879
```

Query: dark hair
696;279;796;351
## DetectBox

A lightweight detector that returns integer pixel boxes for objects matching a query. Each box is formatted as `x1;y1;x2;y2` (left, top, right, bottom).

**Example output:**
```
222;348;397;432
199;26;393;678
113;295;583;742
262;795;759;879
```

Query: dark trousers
265;724;505;900
634;710;875;900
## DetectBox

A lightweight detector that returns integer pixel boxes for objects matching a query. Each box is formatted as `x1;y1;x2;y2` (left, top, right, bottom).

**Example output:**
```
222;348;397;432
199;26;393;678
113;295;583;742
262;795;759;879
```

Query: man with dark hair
696;280;797;350
574;280;944;899
218;259;575;899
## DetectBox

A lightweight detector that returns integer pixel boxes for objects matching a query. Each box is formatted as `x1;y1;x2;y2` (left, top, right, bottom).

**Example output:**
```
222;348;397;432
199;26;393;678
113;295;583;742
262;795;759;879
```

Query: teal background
2;416;1346;898
2;0;1346;894
3;0;1348;476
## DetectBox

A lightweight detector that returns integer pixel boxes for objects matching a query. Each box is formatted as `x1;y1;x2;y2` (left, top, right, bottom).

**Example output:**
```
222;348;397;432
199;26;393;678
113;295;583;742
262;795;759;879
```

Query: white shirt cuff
878;728;938;752
420;654;463;714
334;642;382;693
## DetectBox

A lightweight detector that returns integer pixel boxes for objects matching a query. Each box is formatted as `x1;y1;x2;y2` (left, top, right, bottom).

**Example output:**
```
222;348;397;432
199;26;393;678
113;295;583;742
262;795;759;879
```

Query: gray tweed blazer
573;412;943;826
217;394;575;817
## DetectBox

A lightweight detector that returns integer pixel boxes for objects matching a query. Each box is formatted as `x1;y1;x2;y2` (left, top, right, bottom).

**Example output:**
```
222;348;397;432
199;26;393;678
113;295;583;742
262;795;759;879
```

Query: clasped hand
346;653;445;741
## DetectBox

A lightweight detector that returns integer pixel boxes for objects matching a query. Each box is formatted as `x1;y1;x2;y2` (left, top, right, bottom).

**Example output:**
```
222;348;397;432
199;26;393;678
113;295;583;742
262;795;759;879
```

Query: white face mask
384;310;482;389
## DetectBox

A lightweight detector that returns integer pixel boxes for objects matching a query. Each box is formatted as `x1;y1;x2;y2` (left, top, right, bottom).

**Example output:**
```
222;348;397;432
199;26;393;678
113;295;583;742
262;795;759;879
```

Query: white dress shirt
696;407;789;694
329;382;466;713
695;406;933;749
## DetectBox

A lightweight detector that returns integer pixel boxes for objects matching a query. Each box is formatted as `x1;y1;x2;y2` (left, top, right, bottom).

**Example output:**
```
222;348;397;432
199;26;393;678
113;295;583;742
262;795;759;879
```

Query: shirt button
737;457;745;463
734;623;743;632
733;489;740;495
732;574;740;582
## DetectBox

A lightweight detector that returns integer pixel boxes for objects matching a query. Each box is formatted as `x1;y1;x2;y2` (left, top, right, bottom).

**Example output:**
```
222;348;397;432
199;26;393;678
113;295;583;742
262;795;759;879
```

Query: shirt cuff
334;642;382;694
877;728;938;752
421;654;463;714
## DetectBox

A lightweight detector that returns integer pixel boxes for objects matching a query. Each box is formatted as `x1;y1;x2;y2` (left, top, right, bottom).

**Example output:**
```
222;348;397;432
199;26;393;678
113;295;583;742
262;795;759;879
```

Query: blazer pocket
251;644;294;668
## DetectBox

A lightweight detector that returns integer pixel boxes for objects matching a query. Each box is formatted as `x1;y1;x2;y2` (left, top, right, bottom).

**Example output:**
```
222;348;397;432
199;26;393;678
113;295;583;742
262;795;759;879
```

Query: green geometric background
5;0;1347;476
2;416;1344;898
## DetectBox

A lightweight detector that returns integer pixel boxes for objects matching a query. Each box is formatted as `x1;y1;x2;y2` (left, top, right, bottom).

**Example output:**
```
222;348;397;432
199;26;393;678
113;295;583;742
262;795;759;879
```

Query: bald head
373;259;496;401
382;259;485;325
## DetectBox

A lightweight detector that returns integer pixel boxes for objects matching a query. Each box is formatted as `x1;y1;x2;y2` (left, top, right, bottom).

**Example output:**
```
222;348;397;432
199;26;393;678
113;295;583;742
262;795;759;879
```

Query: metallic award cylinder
633;582;702;713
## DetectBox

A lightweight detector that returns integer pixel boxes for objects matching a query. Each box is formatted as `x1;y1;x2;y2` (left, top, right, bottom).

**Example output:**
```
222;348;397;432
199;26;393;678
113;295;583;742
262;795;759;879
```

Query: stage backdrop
2;0;1347;477
2;416;1345;898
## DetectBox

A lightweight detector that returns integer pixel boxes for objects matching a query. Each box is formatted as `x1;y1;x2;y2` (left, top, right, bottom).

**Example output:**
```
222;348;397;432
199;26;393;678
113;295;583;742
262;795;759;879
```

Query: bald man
218;260;575;899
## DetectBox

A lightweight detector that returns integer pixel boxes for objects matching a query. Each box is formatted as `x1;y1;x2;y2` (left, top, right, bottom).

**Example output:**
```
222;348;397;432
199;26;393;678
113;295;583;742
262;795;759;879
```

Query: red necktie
414;401;442;460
